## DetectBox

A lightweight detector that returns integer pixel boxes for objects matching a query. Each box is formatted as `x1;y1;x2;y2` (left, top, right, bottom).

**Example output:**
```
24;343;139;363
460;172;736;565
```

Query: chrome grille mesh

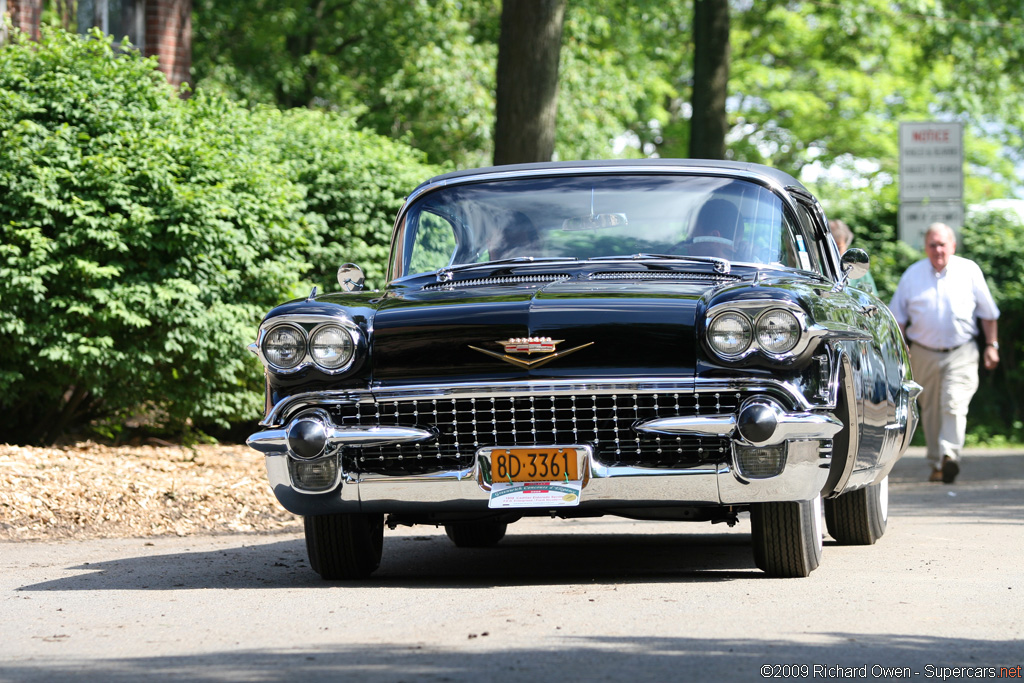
329;392;741;476
422;274;570;290
589;271;740;283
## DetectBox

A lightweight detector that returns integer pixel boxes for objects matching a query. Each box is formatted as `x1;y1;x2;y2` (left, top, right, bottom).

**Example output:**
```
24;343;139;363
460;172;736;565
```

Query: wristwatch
987;341;1000;350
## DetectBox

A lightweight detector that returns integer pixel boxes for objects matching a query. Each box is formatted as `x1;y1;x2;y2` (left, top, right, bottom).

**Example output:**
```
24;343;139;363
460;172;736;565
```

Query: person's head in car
489;211;540;260
688;199;739;259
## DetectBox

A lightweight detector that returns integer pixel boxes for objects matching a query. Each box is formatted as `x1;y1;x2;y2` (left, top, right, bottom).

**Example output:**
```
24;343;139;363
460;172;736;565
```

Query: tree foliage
0;27;436;444
255;107;435;291
0;29;309;443
954;208;1024;444
193;0;498;168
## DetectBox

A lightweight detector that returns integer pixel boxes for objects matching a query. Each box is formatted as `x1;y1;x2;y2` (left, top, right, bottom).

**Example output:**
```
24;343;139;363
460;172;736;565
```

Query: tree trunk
493;0;568;166
689;0;731;160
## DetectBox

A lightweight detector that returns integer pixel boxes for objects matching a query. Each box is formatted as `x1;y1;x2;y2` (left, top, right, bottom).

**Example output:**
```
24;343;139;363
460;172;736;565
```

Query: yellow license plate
492;448;579;483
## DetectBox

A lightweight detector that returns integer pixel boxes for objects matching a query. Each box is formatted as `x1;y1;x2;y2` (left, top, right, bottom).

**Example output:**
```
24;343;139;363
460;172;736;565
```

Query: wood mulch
0;442;300;541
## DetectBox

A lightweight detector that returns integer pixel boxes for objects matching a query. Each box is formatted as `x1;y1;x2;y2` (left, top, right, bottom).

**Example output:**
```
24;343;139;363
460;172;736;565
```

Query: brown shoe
929;468;943;482
942;456;960;484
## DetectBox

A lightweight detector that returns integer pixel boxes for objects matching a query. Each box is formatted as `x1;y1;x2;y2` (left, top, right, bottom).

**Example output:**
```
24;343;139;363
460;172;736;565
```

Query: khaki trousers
909;342;980;469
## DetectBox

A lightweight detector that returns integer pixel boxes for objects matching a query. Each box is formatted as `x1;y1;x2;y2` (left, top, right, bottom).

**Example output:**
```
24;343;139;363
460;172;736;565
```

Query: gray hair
829;219;853;248
925;222;957;245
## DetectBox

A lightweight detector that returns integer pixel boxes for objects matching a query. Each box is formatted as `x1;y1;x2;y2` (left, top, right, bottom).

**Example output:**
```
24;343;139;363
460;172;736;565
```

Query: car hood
370;278;712;387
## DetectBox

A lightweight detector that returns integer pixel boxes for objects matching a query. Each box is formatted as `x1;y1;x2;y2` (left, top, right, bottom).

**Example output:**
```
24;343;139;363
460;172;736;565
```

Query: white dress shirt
889;255;999;350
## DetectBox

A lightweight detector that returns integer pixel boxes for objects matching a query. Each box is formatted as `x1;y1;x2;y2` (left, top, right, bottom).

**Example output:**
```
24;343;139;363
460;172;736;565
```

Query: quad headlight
706;304;807;361
708;312;753;357
309;324;355;370
263;324;305;369
755;309;801;354
259;319;362;374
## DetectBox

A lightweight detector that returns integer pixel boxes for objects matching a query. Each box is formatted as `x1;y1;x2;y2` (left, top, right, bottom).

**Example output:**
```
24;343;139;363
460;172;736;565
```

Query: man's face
925;229;955;272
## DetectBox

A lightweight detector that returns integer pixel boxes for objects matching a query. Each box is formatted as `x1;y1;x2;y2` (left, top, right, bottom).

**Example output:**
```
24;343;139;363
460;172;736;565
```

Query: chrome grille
329;392;741;476
422;274;570;291
589;271;740;283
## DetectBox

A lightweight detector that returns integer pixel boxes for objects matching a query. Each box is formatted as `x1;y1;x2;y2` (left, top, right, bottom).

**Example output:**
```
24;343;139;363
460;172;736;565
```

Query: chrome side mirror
841;248;870;281
337;263;365;292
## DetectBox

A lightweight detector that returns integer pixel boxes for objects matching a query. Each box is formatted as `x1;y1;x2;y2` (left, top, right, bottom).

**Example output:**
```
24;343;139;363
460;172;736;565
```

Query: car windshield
392;174;816;278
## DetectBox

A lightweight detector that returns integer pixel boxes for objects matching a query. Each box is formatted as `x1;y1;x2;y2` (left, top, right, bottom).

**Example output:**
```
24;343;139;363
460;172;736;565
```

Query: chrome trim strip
260;376;821;426
763;412;843;444
634;410;841;446
329;425;435;446
248;425;434;455
248;429;287;454
635;415;737;437
810;321;873;343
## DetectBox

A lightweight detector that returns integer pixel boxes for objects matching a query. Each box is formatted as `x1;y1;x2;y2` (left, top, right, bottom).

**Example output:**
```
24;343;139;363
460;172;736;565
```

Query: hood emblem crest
469;337;593;369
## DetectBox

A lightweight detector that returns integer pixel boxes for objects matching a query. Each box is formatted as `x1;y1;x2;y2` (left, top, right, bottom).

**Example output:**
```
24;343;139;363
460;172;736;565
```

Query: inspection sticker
487;480;583;509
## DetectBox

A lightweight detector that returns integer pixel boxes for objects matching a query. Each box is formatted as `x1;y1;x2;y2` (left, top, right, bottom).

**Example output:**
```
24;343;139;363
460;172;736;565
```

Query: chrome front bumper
248;399;842;516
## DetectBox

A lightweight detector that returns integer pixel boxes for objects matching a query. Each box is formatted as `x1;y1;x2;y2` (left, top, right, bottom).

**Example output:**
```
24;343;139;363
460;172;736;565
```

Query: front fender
822;352;859;498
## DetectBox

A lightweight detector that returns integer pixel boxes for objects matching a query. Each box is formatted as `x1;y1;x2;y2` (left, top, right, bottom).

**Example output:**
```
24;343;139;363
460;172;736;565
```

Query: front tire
750;495;823;577
304;513;384;580
824;476;888;545
444;520;508;547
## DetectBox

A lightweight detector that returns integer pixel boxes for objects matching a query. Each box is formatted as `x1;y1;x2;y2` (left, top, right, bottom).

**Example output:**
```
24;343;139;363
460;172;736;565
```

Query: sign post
898;122;964;249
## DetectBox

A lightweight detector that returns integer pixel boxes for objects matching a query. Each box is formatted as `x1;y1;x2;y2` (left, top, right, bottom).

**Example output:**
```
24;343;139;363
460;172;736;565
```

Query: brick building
2;0;192;89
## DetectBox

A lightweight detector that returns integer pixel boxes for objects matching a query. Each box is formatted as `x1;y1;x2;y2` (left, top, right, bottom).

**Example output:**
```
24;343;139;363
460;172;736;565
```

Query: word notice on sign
898;121;964;249
899;122;963;202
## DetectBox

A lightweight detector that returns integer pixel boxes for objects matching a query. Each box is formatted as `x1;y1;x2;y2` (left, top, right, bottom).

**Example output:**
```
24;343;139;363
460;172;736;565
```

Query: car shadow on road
1;633;1019;682
17;451;1021;593
16;529;770;592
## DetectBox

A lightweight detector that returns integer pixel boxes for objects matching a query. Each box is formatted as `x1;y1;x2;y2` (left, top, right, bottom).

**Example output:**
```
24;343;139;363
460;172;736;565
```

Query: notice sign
899;122;963;201
897;202;965;251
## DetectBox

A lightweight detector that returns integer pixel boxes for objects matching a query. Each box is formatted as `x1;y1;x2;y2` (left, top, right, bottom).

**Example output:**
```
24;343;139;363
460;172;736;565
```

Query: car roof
416;159;806;193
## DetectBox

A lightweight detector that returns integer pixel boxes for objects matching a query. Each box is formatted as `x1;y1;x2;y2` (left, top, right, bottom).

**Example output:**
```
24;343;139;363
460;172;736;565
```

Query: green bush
957;208;1024;444
0;28;436;445
257;107;438;291
0;28;314;444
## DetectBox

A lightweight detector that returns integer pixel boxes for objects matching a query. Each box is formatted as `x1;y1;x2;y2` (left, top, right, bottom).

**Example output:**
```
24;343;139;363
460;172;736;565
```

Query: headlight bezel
308;323;357;370
261;323;307;370
754;308;802;355
257;316;365;375
707;311;754;358
705;302;809;362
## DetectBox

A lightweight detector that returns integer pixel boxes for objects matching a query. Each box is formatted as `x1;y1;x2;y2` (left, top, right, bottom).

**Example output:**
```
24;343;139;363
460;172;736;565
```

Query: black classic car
247;160;920;579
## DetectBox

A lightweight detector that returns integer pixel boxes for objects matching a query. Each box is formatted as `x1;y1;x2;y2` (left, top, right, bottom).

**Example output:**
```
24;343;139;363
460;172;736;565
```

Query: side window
787;204;824;274
408;211;457;275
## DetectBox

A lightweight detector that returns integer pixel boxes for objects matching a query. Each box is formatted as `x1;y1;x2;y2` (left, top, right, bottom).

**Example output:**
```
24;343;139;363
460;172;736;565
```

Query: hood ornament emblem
469;337;593;369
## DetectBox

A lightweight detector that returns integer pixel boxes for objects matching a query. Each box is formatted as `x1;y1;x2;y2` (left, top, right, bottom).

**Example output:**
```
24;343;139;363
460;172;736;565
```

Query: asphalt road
2;448;1022;682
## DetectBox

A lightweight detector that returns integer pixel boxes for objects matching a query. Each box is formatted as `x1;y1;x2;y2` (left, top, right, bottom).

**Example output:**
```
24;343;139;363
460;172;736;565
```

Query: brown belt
910;341;969;353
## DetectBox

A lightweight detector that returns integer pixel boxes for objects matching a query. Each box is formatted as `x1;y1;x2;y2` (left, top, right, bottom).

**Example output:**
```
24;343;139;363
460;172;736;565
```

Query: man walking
889;223;1000;483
